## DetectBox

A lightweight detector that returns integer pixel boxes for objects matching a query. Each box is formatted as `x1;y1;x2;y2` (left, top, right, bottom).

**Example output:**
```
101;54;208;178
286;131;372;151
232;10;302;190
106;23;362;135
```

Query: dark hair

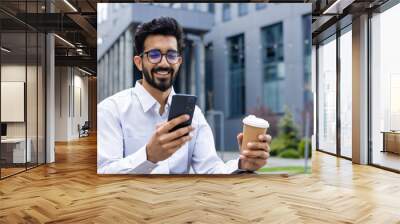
134;17;184;55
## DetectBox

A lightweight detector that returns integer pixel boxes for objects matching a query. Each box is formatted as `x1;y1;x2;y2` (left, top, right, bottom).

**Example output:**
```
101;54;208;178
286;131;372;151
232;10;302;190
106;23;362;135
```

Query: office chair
79;121;90;138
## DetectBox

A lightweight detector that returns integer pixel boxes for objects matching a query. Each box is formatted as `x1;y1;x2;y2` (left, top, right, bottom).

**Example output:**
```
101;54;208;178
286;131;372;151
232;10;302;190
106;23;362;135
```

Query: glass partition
0;0;46;179
1;30;28;177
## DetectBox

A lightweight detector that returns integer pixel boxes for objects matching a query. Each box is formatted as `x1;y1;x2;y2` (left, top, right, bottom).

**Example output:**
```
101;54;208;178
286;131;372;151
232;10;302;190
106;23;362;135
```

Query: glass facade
317;35;337;154
0;1;46;179
227;34;245;117
315;1;400;172
303;15;312;105
261;23;284;114
371;3;400;171
339;26;352;158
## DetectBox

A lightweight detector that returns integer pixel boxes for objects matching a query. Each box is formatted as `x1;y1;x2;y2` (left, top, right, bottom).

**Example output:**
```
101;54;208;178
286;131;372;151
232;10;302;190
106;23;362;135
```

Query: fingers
258;134;272;143
237;133;243;146
240;157;267;168
162;135;192;150
247;141;270;152
159;125;195;144
160;114;190;133
156;123;163;129
241;150;269;160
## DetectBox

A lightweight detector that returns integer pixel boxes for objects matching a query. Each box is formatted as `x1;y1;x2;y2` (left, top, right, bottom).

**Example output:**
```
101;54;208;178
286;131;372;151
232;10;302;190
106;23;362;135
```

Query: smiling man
97;17;271;174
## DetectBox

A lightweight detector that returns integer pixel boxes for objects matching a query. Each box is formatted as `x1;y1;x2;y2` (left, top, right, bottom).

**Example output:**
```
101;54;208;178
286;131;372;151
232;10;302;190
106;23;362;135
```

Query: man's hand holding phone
146;115;195;163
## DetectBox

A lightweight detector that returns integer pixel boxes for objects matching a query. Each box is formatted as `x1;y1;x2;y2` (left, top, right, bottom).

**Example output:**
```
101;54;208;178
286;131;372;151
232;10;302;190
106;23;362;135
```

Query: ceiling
0;0;97;74
308;0;390;42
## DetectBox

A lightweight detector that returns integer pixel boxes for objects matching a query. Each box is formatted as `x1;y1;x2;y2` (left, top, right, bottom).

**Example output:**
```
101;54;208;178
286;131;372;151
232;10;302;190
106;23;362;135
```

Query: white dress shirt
97;80;240;174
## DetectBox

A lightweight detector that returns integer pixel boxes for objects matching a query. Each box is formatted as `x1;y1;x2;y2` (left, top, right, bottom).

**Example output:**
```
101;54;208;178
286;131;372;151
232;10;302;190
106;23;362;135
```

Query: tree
270;108;301;157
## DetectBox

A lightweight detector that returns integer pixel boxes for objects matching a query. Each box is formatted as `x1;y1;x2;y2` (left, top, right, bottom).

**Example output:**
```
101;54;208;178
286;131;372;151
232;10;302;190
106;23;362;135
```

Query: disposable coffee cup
241;115;269;152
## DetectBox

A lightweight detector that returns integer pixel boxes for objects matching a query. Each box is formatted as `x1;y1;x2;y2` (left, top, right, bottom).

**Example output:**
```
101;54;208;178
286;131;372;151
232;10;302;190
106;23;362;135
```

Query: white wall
55;67;89;141
1;65;41;138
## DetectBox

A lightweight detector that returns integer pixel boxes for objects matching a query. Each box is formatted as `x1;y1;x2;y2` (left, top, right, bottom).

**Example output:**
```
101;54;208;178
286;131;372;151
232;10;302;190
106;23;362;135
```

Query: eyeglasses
140;49;181;64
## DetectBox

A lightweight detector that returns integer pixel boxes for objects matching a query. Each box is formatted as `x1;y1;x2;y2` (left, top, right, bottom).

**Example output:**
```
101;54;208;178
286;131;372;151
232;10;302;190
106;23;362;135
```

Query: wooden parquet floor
1;134;400;223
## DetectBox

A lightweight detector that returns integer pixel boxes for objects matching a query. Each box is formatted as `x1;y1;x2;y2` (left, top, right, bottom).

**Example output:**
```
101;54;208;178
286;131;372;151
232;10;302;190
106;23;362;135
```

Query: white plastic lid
242;115;269;129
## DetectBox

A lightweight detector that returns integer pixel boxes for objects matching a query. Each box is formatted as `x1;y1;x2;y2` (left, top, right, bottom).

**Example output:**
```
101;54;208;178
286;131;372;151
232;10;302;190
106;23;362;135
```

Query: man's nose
158;55;170;67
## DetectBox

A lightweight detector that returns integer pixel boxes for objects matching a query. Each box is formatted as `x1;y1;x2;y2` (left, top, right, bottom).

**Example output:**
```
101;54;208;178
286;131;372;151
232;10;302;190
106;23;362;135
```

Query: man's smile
154;70;171;78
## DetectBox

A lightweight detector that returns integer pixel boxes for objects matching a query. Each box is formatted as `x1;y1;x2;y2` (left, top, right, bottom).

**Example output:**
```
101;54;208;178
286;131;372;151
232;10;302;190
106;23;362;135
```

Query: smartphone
167;94;197;133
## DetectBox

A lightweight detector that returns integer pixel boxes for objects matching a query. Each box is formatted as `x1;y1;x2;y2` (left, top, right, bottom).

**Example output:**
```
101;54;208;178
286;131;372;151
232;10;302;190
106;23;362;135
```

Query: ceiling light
78;67;92;76
1;47;11;53
63;0;78;12
54;34;75;48
322;0;353;15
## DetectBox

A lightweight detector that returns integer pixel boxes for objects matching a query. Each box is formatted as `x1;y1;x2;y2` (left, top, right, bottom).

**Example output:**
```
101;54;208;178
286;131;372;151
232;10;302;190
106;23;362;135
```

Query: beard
142;65;177;92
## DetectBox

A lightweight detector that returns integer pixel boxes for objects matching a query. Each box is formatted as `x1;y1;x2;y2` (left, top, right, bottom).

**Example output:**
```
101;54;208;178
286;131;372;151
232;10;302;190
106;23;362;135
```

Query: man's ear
133;55;143;71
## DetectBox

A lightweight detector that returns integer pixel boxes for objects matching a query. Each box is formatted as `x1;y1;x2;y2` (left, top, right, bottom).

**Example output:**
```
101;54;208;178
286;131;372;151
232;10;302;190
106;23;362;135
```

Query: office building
204;3;311;150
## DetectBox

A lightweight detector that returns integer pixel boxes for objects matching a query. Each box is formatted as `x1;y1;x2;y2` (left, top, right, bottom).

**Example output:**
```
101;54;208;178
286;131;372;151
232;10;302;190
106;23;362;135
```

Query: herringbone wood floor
1;134;400;223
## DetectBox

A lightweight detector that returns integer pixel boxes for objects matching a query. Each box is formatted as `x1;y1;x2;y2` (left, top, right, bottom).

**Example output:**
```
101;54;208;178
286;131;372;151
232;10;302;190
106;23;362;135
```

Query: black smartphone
167;94;197;133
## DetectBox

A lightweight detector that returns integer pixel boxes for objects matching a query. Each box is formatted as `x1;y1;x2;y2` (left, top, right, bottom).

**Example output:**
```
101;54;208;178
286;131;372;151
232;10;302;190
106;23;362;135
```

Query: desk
382;131;400;155
1;138;31;163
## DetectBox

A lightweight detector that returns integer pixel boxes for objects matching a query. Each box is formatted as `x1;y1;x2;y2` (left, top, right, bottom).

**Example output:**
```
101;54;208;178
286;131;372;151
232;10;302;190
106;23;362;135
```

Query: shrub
278;149;301;159
298;138;312;158
269;108;301;158
269;137;287;156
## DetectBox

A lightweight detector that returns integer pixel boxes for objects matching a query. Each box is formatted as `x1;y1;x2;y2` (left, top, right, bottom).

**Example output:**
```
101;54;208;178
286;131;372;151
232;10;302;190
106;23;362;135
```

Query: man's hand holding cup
237;115;271;171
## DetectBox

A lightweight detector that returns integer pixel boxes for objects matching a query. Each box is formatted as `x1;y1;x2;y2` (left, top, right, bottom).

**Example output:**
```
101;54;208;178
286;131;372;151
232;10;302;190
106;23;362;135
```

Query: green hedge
278;149;301;159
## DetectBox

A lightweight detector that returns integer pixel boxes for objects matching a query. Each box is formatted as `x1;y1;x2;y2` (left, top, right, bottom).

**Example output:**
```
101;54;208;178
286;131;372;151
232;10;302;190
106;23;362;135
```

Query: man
98;17;271;174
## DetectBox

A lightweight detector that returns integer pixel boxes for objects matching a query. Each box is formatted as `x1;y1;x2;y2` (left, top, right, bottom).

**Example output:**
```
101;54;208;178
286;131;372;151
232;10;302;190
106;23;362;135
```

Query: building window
222;3;231;22
238;3;248;16
208;3;215;14
227;34;245;117
261;22;284;114
256;3;267;10
303;15;312;104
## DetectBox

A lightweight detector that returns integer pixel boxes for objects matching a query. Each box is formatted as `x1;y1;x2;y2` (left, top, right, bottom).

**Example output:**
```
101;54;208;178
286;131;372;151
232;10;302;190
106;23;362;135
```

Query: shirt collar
133;80;175;113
